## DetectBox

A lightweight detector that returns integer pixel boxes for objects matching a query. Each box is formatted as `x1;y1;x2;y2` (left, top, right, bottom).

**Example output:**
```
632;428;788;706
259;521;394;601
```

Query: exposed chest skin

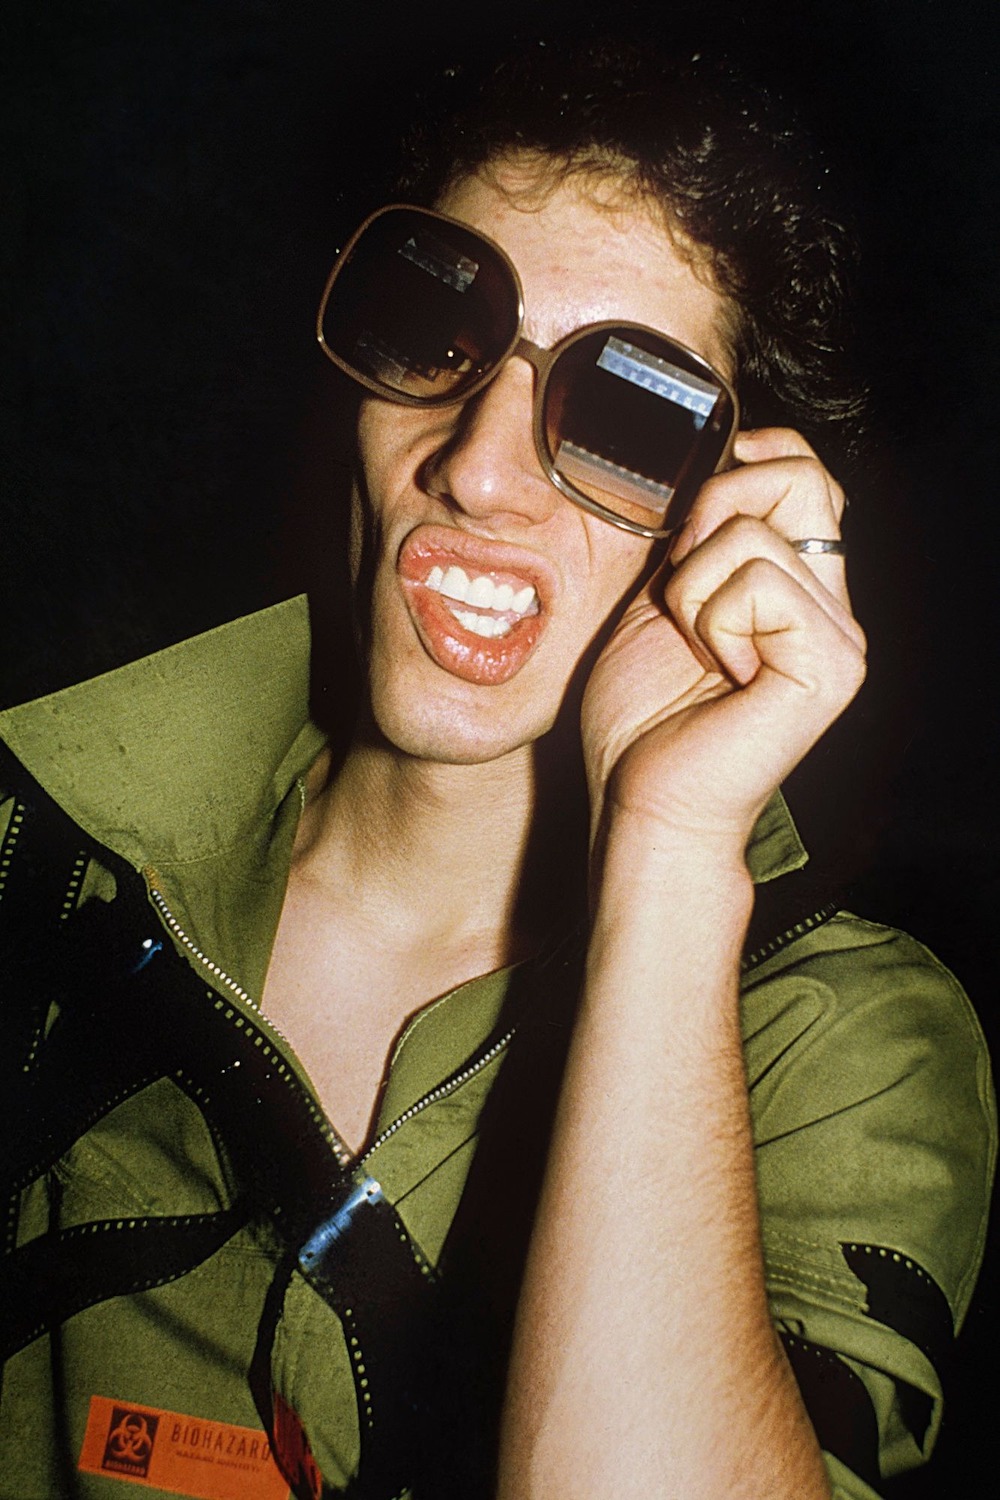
261;858;516;1156
259;704;558;1151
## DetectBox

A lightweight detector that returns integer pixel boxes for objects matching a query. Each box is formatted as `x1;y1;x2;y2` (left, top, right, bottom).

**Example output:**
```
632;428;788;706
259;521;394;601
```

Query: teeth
466;575;495;608
439;565;470;602
453;609;512;639
423;564;539;622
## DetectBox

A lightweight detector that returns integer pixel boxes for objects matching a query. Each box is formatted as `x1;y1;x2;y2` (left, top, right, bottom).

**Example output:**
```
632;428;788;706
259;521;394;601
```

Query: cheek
346;458;392;650
350;403;406;590
356;398;386;461
348;485;364;587
357;398;443;495
582;532;662;628
554;533;660;692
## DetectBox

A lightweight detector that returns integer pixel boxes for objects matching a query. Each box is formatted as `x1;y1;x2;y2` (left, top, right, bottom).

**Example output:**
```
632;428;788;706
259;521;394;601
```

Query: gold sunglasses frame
316;203;739;540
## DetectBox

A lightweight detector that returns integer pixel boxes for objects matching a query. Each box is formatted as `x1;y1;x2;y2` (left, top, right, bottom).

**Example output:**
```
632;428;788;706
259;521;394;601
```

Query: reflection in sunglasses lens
322;212;734;535
324;212;518;400
547;331;727;531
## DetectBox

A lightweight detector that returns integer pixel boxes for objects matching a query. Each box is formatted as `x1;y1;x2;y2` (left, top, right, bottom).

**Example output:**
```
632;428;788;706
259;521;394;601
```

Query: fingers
690;557;866;707
731;427;846;525
670;426;849;607
587;429;864;840
657;427;866;697
664;514;866;662
669;558;867;817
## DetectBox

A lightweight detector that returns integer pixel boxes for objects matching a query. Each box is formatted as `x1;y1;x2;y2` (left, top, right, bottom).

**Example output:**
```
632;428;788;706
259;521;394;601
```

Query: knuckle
719;512;763;543
791;453;831;492
770;426;812;456
847;647;869;692
687;467;731;519
821;636;868;701
736;555;779;589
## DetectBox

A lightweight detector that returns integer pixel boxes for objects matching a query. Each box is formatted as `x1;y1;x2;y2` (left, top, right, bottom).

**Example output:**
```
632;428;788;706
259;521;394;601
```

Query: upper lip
397;524;560;608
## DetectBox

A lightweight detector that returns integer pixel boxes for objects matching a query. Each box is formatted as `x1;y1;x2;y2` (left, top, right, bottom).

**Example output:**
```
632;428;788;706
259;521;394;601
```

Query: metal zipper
144;771;310;1021
144;871;517;1171
360;1026;516;1165
146;878;258;1006
144;871;354;1167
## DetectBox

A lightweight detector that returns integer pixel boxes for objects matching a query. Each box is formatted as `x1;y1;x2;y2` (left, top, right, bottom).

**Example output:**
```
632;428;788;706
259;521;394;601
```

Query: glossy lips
398;531;549;686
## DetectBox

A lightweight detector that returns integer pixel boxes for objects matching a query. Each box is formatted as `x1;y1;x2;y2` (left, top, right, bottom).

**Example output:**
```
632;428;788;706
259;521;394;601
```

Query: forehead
436;159;732;374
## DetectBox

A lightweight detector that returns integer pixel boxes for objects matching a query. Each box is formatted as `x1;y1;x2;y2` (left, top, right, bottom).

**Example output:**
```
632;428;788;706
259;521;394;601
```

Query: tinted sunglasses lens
544;329;734;532
321;209;519;401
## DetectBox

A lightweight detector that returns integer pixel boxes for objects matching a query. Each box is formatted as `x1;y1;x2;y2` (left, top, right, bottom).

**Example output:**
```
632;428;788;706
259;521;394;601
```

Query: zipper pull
298;1176;385;1277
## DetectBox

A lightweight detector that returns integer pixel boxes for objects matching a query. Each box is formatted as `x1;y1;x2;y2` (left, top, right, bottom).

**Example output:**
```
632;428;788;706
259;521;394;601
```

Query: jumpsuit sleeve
742;912;996;1498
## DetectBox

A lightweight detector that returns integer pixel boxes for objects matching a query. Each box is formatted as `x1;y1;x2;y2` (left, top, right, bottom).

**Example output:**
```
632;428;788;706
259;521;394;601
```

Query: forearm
497;814;830;1500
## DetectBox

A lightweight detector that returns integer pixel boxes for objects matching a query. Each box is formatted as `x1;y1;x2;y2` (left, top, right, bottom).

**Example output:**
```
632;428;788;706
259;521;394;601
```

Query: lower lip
399;555;546;687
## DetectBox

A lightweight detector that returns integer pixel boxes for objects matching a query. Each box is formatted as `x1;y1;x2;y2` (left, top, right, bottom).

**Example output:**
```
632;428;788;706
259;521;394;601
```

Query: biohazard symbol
108;1413;153;1461
102;1407;159;1476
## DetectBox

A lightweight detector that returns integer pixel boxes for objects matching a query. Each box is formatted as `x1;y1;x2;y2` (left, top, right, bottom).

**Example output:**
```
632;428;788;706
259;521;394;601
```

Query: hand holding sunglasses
317;205;739;539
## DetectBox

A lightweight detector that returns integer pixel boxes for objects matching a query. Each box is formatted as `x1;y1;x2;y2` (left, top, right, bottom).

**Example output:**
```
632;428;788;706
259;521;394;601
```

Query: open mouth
398;530;550;686
423;564;539;639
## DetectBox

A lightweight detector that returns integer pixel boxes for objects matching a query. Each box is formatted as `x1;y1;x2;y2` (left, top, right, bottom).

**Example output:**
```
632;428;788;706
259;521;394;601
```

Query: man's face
349;157;731;767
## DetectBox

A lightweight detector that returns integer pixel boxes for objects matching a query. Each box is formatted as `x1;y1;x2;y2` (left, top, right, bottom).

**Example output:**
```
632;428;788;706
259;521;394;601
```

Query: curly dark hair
390;37;867;462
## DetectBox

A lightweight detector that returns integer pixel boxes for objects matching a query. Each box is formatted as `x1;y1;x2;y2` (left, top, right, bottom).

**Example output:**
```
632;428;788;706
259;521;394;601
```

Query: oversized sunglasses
317;204;739;538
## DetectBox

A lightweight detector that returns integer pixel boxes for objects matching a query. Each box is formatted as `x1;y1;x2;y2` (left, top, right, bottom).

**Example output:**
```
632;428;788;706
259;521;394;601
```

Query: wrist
591;794;758;885
587;741;772;866
583;810;755;1053
589;803;755;947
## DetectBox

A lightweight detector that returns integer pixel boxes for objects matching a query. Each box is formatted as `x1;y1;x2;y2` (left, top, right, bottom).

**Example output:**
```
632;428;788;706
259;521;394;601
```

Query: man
0;38;993;1500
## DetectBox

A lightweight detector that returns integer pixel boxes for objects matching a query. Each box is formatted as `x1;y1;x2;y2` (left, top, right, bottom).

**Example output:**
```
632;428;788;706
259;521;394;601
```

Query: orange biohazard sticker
78;1395;290;1500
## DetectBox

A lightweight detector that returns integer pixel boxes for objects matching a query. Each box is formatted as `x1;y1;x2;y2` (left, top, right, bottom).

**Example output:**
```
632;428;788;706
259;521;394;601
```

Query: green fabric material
745;913;995;1479
0;593;802;988
1;600;995;1500
0;597;325;1001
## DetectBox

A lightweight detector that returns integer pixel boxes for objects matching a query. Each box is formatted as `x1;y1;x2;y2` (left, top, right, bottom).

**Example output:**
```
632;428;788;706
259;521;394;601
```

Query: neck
295;723;586;969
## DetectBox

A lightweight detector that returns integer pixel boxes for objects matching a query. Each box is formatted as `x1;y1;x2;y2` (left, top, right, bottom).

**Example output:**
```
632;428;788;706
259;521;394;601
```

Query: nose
420;357;561;530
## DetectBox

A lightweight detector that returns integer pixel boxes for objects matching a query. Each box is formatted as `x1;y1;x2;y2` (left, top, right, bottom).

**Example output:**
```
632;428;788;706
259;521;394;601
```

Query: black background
3;2;997;1492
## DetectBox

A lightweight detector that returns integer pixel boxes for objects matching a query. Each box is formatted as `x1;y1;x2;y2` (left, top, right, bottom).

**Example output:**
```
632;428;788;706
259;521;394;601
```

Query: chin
365;668;557;767
364;636;560;768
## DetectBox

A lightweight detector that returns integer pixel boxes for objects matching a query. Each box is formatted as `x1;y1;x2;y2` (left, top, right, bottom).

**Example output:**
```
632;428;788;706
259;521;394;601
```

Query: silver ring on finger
791;538;847;557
